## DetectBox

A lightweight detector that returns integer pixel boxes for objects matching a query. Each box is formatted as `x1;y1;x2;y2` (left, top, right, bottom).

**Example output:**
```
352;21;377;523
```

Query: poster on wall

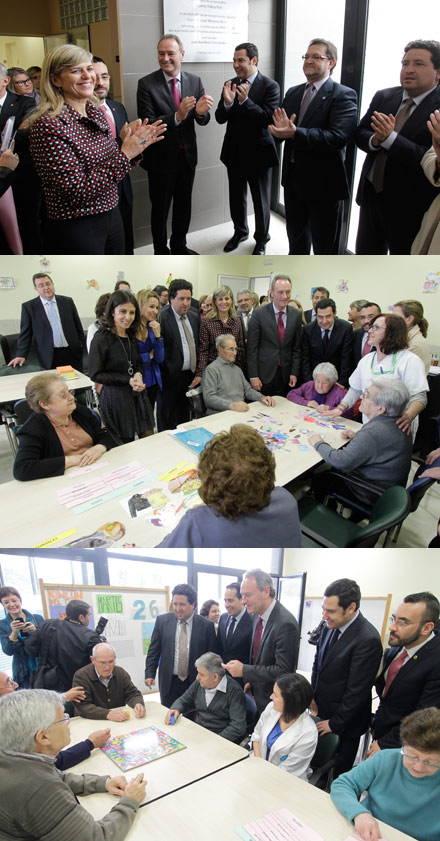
164;0;248;62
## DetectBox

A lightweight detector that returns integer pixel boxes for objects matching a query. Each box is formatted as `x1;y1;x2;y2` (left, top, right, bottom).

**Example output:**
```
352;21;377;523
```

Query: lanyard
370;351;397;376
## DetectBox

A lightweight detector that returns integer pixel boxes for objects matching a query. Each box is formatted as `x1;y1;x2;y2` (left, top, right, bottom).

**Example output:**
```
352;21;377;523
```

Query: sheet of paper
33;528;77;548
236;808;325;841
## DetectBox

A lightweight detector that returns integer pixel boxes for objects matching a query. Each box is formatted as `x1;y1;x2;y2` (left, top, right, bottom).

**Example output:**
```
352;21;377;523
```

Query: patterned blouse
29;102;133;220
196;315;245;378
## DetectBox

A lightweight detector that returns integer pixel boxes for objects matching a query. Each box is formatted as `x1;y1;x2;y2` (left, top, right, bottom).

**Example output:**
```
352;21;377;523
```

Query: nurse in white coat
251;673;318;780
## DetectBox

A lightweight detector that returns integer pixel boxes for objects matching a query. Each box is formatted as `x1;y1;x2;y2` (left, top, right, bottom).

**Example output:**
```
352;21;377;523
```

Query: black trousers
333;731;363;777
119;190;134;254
355;179;419;255
52;347;83;373
226;165;272;244
157;370;194;431
261;367;289;397
43;207;125;255
161;675;191;709
148;151;195;254
284;167;343;254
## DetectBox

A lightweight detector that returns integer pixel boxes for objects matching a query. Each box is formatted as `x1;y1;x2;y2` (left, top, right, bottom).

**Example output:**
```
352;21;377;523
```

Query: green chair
298;486;410;548
308;716;339;790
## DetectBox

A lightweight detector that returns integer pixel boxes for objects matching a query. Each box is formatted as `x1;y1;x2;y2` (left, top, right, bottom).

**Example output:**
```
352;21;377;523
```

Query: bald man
73;643;146;720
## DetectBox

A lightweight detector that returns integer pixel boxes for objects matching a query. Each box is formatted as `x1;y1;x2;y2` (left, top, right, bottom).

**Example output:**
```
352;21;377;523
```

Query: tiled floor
1;423;438;548
135;212;290;255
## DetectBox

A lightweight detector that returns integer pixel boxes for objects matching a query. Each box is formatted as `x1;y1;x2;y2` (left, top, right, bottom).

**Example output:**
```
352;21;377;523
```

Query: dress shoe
223;233;249;252
252;242;266;255
171;247;199;255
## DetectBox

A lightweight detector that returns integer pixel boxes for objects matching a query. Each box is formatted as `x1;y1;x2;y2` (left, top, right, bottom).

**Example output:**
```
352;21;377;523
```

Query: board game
101;725;186;771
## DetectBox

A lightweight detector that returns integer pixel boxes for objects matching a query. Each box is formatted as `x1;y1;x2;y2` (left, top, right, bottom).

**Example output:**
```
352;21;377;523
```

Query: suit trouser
118;189;134;255
261;367;289;397
148;151;195;254
333;731;363;777
43;207;124;255
284;167;343;254
161;675;191;709
157;369;194;431
226;165;272;243
355;179;421;255
52;348;83;373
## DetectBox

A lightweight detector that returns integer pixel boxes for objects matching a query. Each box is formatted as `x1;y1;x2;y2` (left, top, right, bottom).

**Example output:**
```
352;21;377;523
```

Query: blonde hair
25;373;60;413
394;300;428;338
208;285;237;319
136;289;161;339
29;44;96;124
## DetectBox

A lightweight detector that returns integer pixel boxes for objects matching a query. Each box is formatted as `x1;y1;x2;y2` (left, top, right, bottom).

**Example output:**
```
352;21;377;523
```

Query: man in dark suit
215;42;280;255
217;583;253;686
157;278;200;431
302;297;354;387
0;63;40;253
352;301;381;366
269;39;357;255
93;57;135;254
304;286;330;324
367;591;440;756
354;39;440;254
8;273;84;371
144;583;217;708
236;289;255;340
246;274;302;396
311;578;382;776
137;34;213;255
223;569;299;716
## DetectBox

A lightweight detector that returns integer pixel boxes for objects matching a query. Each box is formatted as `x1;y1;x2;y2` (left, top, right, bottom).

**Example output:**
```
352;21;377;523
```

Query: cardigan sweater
202;355;262;413
173;674;247;742
0;609;44;686
72;663;145;719
330;748;440;841
14;403;115;481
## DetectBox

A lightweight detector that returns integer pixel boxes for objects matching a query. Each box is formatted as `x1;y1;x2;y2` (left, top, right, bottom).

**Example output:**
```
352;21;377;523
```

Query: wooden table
70;700;248;807
0;397;361;548
77;755;416;841
0;368;93;404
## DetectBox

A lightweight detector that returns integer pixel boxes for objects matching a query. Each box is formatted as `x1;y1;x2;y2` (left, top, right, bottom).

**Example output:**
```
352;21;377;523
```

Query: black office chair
308;716;339;790
186;386;206;419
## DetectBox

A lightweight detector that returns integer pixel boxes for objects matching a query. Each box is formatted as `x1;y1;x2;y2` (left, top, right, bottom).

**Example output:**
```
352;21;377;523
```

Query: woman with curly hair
157;424;300;547
88;290;154;444
196;285;245;378
323;313;428;437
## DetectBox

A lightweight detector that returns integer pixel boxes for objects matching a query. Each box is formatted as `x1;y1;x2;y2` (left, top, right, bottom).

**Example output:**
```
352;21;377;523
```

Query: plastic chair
308;716;339;789
298;486;411;548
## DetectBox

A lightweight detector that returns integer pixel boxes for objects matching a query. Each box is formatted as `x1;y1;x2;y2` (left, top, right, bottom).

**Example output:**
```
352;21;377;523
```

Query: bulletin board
39;580;169;693
298;594;391;674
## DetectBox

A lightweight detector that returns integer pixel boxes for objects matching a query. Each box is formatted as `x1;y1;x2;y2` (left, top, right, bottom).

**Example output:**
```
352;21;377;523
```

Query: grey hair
350;299;369;311
237;289;252;296
313;362;338;383
0;63;8;78
243;568;275;598
216;333;235;350
369;378;410;417
270;274;291;292
158;33;184;51
0;689;64;753
195;652;225;677
92;642;116;658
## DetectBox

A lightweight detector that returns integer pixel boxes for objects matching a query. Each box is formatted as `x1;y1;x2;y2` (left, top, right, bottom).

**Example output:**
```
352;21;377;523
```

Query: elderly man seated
202;334;275;414
164;652;247;742
73;643;146;721
0;689;146;840
308;378;413;506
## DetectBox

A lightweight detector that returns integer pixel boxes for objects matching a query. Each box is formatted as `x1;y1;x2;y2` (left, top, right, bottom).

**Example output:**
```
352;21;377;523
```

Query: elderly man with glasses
0;688;146;840
73;643;146;721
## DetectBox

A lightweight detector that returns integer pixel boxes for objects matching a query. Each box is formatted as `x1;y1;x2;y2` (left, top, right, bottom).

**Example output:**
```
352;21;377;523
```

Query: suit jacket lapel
166;309;184;360
248;71;262;103
157;70;175;108
402;87;440;135
300;77;333;126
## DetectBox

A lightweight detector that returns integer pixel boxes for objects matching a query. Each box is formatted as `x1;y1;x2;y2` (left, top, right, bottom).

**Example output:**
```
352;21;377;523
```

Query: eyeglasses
401;749;440;770
15;79;32;87
302;53;329;61
369;324;385;331
389;614;425;628
50;712;70;727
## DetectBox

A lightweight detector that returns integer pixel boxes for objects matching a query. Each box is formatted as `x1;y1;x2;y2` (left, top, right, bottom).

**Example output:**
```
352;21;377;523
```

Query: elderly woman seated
157;424;301;547
13;373;115;481
0;689;146;840
287;362;352;417
309;379;413;506
331;707;440;841
252;674;318;779
164;652;246;743
202;334;275;414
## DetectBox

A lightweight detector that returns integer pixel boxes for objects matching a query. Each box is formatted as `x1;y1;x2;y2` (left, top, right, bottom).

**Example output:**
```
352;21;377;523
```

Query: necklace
116;333;134;376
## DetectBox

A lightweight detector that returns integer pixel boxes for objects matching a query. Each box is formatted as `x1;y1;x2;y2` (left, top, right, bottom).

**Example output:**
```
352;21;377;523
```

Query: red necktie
277;312;285;367
100;104;116;139
171;77;180;108
252;617;263;664
384;649;407;695
362;338;372;357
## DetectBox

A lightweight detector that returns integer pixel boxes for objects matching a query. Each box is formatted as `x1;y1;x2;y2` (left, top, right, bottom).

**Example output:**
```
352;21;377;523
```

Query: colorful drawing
101;726;186;771
65;521;125;547
337;279;349;292
87;278;99;289
423;272;440;293
0;276;15;289
142;621;155;655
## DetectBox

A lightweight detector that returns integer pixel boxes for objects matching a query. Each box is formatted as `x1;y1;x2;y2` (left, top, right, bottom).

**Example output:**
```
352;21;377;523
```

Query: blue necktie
47;300;63;347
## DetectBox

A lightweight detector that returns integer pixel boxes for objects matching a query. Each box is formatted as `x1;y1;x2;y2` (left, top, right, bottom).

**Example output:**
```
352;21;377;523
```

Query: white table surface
0;396;361;548
0;368;93;403
77;755;416;841
70;700;247;806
